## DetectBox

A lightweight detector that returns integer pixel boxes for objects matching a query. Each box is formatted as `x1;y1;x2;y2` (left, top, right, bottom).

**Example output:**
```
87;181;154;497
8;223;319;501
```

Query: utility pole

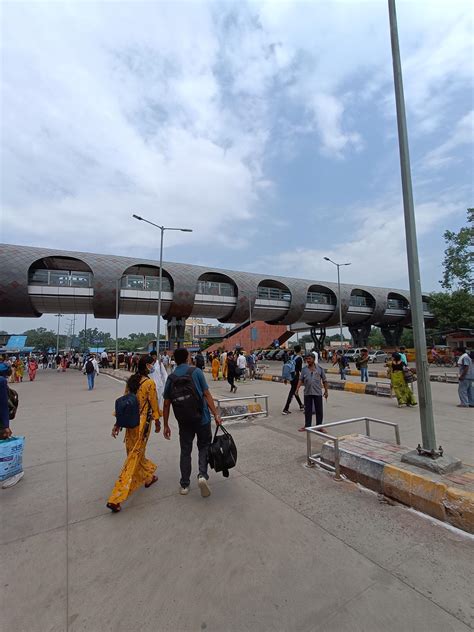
388;0;438;455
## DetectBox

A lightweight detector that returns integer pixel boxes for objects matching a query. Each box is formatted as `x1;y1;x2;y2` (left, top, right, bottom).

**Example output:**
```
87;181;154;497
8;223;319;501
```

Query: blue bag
115;393;140;429
0;436;25;481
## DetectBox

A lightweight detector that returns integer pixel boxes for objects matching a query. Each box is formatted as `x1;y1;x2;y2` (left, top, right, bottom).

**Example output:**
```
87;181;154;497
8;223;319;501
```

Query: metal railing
121;274;172;292
306;417;401;480
306;291;336;305
257;286;291;302
196;280;235;297
214;394;269;421
29;269;93;288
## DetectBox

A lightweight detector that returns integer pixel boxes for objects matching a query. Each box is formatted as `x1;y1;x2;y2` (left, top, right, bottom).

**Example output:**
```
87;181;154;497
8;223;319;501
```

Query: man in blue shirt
162;348;222;497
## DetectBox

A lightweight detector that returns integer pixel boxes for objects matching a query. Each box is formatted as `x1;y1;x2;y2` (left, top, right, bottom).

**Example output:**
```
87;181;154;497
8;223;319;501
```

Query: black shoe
282;410;291;415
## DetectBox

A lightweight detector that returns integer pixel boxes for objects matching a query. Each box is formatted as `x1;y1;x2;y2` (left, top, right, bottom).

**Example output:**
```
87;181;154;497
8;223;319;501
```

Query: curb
320;437;474;534
252;372;385;397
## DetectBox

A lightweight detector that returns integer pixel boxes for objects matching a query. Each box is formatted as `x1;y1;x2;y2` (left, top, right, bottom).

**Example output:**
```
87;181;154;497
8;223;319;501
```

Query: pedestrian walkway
2;370;473;631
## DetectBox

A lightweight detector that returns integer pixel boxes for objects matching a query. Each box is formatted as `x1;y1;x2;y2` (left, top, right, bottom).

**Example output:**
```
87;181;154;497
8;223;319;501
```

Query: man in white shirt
457;347;474;408
237;351;247;380
150;350;168;408
83;354;100;390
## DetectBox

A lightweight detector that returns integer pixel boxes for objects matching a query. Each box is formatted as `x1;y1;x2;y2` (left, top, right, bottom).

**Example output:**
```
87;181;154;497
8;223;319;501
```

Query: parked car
274;349;287;361
368;350;388;364
345;348;362;363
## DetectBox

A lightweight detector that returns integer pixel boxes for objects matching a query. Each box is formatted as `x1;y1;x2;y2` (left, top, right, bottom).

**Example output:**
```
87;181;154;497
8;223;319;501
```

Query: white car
368;350;388;363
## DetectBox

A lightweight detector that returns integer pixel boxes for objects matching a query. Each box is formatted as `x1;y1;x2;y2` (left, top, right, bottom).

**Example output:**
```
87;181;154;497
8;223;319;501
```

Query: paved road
2;369;473;632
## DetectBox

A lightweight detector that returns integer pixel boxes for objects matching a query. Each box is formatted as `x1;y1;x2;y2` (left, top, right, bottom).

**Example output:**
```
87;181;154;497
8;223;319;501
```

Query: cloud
251;191;462;290
422;110;474;170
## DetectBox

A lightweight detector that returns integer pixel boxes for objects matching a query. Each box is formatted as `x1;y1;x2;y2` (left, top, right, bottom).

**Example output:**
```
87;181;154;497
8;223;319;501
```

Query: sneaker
282;410;291;415
198;476;211;498
299;406;305;411
179;486;190;495
298;426;307;432
2;471;24;489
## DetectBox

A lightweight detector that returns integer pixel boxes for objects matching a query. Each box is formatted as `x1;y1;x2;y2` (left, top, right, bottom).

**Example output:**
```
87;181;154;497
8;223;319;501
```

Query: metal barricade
306;417;401;481
375;381;392;397
214;394;269;421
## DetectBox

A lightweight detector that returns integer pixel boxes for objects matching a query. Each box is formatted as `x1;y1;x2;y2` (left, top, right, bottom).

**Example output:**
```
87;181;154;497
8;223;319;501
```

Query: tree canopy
440;208;473;291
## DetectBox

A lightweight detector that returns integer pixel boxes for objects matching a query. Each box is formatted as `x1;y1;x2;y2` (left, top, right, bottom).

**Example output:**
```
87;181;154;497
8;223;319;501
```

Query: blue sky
1;0;473;336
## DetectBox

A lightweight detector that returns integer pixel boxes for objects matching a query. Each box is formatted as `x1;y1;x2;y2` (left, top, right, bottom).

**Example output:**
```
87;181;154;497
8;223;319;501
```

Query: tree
441;208;473;291
368;327;385;348
22;327;65;351
428;290;474;331
400;328;414;348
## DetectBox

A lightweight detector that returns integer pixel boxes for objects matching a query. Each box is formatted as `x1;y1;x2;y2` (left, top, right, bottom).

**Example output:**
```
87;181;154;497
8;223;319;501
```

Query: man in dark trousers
296;353;328;432
162;348;222;497
282;345;304;415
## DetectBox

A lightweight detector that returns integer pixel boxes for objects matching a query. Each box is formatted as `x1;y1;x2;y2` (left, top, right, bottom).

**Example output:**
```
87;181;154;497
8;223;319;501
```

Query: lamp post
55;313;62;356
388;0;437;455
132;214;192;355
323;258;351;350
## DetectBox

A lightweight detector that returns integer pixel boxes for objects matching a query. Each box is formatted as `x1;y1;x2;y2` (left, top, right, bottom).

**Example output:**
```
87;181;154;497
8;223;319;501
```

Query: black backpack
167;367;203;425
85;359;94;374
7;386;19;420
208;425;237;478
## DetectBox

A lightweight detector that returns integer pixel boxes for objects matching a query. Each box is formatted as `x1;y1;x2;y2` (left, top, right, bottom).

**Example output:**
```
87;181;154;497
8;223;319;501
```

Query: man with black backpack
282;345;305;415
83;354;99;390
162;348;222;497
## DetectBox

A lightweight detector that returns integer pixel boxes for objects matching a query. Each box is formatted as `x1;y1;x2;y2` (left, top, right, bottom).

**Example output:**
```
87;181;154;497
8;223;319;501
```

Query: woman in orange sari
107;355;162;513
211;354;220;380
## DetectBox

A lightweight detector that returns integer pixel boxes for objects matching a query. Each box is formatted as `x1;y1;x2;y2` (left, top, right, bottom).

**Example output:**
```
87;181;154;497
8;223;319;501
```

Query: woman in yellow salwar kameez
211;355;220;380
107;356;162;513
387;353;417;408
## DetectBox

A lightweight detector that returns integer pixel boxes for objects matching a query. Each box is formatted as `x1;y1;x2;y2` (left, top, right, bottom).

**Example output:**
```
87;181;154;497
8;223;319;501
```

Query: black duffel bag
208;424;237;478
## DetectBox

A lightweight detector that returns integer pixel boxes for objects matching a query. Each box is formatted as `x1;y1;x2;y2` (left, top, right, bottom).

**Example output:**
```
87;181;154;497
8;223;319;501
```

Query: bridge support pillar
349;324;372;347
381;323;404;348
310;326;326;352
166;317;186;350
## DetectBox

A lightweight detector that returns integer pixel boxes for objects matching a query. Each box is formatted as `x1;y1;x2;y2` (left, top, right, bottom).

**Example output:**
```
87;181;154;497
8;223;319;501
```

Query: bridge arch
192;272;237;319
28;256;93;315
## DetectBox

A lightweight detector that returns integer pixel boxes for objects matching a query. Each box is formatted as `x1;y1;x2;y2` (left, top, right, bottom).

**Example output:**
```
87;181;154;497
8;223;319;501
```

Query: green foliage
368;327;385;348
429;290;474;331
441;208;473;291
21;327;66;351
400;328;414;348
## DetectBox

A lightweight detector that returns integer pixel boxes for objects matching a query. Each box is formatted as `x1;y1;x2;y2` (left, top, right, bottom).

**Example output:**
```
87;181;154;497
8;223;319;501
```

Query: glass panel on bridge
121;275;172;292
306;291;336;305
257;286;291;301
349;294;375;308
196;280;235;296
387;298;409;309
29;269;93;287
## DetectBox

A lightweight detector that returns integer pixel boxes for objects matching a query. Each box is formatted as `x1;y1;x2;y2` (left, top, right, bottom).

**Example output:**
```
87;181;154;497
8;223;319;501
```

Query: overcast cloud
1;0;473;336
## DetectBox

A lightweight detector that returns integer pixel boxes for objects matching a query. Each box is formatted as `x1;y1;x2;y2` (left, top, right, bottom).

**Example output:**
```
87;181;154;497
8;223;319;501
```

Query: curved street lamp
132;214;193;353
323;257;351;350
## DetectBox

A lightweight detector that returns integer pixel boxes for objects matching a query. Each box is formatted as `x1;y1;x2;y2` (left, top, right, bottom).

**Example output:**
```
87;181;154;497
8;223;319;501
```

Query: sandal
106;502;121;513
145;475;158;489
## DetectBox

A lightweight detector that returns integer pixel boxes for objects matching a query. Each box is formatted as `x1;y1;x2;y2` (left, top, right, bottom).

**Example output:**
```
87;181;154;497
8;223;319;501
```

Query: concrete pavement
2;368;473;632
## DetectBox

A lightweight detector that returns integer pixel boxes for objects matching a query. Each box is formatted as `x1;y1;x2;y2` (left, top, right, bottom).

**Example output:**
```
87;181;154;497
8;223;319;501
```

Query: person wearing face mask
106;355;162;513
149;350;168;409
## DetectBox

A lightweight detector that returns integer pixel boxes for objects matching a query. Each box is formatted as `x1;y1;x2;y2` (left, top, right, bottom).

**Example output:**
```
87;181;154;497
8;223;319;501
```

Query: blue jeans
458;379;473;406
360;367;368;382
87;372;95;390
339;366;346;380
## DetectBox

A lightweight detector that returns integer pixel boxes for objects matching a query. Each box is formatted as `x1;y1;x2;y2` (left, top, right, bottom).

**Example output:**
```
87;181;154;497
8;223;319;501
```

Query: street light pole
55;313;62;356
115;279;119;369
388;0;437;453
132;214;192;355
324;258;351;350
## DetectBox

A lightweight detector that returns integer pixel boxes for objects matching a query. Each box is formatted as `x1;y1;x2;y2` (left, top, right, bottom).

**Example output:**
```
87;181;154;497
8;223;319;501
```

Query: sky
1;0;473;337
